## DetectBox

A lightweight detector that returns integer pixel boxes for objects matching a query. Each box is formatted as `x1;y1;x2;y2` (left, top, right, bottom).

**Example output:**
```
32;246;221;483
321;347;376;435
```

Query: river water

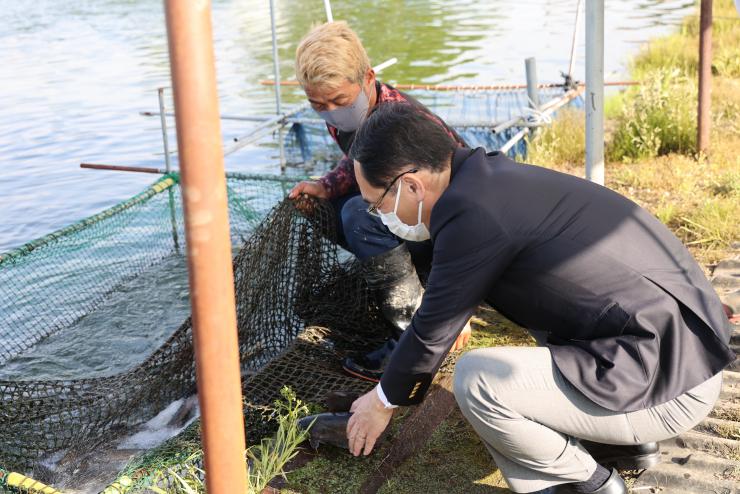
0;0;695;252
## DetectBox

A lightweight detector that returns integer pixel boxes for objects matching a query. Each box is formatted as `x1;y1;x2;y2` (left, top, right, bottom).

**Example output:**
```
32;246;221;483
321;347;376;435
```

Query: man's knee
454;348;525;416
340;195;372;231
454;350;498;411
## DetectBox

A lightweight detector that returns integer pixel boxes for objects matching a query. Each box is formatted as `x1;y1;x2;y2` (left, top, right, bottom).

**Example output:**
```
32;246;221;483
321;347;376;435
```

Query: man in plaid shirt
288;22;470;382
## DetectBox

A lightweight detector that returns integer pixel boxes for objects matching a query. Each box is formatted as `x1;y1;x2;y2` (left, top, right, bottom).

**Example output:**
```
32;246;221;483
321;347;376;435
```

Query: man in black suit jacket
344;103;735;494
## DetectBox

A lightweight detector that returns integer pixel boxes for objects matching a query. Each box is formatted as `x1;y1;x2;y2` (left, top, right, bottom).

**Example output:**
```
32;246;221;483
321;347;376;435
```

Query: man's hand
347;388;393;457
450;320;472;352
288;180;329;200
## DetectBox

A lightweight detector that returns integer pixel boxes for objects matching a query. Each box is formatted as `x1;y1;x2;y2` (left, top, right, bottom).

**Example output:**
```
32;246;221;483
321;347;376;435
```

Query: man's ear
365;68;376;88
405;174;426;203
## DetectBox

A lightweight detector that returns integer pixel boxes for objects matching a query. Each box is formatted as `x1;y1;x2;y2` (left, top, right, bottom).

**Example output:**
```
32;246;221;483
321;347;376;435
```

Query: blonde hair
295;21;371;90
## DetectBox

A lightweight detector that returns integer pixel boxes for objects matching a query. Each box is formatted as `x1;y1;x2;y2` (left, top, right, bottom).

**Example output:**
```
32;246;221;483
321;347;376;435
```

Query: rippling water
0;0;694;252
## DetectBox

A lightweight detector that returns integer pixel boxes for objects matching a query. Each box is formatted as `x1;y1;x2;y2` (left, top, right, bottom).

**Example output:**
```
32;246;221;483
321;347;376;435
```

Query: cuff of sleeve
376;384;399;409
316;176;335;199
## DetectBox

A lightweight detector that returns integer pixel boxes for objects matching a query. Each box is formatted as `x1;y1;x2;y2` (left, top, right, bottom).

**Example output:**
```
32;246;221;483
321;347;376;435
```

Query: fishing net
0;171;414;492
0;88;578;493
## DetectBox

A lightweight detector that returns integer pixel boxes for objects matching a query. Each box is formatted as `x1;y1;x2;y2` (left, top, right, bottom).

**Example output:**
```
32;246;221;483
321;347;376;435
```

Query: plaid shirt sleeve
317;154;357;199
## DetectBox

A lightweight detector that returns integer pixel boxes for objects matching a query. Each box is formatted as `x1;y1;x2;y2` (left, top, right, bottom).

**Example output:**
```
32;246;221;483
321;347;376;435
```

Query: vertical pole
324;0;334;22
163;2;248;494
585;0;605;185
568;0;582;82
159;87;180;252
697;0;712;155
269;0;282;115
525;57;540;109
158;87;173;172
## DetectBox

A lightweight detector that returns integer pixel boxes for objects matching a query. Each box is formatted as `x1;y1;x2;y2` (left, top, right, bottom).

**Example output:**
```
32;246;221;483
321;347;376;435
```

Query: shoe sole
341;364;381;383
598;452;661;470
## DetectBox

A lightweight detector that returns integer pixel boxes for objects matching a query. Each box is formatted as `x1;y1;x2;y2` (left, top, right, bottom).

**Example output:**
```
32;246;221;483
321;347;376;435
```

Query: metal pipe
80;162;305;183
269;0;282;114
163;2;248;493
324;0;334;22
372;57;398;73
568;0;583;81
259;79;638;90
142;110;271;122
525;57;540;108
157;88;173;172
81;163;166;174
585;0;605;185
500;127;529;154
158;87;180;252
698;0;713;155
492;87;582;134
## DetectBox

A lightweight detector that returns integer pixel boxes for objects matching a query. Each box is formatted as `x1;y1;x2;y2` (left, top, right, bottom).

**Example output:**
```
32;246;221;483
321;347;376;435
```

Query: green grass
109;388;312;494
630;0;740;79
525;108;586;173
607;68;697;161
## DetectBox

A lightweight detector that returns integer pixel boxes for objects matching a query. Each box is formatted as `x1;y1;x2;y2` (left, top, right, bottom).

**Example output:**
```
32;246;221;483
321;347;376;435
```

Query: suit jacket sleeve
379;195;519;405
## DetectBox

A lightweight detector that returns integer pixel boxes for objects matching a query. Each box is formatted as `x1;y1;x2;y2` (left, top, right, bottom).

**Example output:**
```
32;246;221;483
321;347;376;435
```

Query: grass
109;387;312;494
630;0;740;80
524;0;740;266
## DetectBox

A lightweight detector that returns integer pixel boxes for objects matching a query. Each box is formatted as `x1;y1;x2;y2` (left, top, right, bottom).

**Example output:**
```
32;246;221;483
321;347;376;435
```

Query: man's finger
347;414;357;436
350;431;363;456
363;435;376;456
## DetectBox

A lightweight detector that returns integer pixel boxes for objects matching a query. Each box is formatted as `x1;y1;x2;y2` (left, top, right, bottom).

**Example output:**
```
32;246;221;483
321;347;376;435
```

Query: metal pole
697;0;713;155
525;57;540;109
158;87;181;252
269;0;282;115
163;2;248;494
324;0;334;22
585;0;605;185
158;88;172;172
568;0;582;81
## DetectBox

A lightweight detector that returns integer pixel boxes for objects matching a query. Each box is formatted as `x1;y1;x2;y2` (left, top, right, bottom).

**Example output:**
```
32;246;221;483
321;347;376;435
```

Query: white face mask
378;183;431;242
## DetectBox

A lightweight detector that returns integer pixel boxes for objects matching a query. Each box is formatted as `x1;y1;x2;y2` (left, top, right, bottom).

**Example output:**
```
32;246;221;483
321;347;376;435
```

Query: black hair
349;102;457;188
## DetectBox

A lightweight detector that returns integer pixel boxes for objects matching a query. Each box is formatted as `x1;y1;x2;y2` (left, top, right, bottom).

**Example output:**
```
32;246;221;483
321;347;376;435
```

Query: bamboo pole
697;0;713;155
163;2;248;493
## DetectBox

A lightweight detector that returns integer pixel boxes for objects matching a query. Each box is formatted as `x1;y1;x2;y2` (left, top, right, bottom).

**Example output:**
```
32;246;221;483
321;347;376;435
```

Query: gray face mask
318;85;370;133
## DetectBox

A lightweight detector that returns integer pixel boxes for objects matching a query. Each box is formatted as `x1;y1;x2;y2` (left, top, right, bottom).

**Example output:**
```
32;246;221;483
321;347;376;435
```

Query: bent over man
346;103;735;494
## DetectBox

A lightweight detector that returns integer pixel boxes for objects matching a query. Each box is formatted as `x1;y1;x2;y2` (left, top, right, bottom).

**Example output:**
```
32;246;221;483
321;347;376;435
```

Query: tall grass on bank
631;0;740;79
608;69;697;161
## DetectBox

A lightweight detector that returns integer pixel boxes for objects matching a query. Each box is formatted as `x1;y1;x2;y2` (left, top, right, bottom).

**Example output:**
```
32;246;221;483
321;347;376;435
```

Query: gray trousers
453;346;723;493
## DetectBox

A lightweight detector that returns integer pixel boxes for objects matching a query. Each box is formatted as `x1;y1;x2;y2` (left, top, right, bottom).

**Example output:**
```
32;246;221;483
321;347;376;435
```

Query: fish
298;412;352;450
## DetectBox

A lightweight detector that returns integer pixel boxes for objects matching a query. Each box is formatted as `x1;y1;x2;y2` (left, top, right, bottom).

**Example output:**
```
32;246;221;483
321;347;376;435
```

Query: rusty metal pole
697;0;713;155
163;2;248;493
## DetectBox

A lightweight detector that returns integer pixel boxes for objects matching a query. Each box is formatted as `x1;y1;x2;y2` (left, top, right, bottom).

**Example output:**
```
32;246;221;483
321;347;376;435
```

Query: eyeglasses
367;168;419;217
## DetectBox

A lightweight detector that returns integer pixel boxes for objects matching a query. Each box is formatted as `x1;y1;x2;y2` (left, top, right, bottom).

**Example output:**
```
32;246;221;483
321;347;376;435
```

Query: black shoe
580;440;661;470
557;468;627;493
341;338;397;382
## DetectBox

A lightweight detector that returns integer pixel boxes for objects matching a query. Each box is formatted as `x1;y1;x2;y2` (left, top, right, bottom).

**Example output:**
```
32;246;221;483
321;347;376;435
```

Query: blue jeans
331;193;432;274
